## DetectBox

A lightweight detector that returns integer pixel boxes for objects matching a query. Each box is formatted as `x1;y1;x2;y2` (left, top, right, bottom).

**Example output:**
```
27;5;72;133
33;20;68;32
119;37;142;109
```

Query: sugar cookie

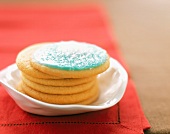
20;81;99;104
30;41;110;78
22;76;97;95
22;73;96;87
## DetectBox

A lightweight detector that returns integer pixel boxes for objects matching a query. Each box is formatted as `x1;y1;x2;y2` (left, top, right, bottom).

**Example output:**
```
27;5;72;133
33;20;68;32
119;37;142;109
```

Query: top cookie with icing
31;41;110;78
32;41;108;71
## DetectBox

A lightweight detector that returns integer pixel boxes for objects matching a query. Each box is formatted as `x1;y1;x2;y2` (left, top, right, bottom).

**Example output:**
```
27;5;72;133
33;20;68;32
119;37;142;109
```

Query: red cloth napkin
0;5;150;134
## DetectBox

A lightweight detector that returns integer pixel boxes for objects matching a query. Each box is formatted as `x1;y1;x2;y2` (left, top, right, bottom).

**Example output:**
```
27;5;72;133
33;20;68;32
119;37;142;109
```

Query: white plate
0;58;128;116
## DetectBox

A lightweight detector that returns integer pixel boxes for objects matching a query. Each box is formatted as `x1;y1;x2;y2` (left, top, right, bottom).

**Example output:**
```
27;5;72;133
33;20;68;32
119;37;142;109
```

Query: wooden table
104;1;170;133
1;0;170;133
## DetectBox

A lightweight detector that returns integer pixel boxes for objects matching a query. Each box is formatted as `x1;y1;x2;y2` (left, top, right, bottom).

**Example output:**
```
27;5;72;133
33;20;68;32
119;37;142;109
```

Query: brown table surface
1;0;170;133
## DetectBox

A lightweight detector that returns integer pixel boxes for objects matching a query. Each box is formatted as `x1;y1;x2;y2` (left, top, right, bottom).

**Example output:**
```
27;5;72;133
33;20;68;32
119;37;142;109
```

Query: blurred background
1;0;170;133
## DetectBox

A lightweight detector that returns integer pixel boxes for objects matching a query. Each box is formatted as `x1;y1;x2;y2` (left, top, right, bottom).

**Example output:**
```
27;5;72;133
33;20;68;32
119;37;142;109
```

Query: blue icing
33;41;108;71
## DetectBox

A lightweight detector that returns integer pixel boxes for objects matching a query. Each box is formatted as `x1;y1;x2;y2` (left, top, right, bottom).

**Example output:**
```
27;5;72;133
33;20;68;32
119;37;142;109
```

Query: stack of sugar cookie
16;41;110;105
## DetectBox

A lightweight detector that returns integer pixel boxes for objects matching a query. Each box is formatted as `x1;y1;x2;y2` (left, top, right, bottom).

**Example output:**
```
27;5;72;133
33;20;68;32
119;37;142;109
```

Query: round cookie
20;81;99;104
30;41;110;78
22;75;96;94
22;73;97;87
16;43;60;79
